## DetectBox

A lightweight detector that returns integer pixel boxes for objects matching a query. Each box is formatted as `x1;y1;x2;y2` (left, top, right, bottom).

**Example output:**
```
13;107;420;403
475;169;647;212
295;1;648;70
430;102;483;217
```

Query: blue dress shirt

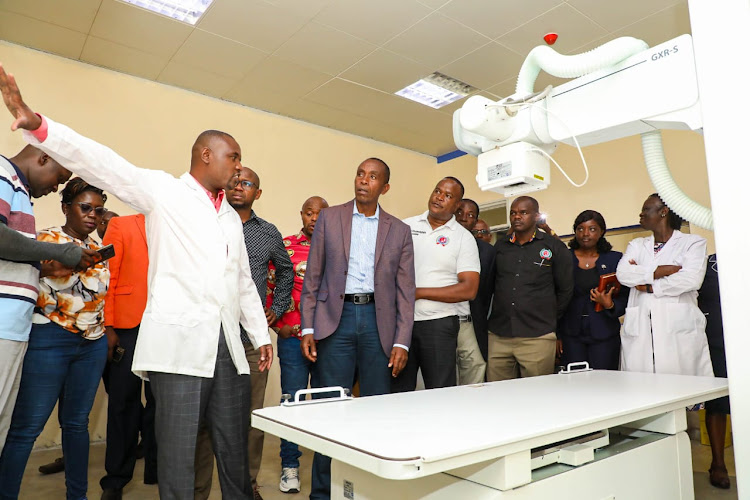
345;203;379;293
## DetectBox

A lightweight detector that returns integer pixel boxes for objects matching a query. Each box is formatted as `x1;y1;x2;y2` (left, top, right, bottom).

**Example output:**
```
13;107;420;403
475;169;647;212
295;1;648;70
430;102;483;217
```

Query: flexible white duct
514;37;713;229
641;130;713;229
516;37;648;95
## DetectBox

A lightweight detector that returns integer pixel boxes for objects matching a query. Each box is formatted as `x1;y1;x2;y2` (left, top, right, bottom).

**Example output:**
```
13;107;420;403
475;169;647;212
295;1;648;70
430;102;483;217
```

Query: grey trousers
150;328;252;500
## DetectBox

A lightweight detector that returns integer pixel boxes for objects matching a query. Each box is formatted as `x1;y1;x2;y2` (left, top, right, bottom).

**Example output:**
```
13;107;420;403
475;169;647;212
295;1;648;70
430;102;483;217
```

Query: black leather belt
459;314;472;323
344;293;375;304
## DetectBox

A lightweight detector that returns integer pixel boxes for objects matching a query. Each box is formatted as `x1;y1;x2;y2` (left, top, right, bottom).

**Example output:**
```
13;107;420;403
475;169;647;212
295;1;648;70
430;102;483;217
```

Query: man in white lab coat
0;65;273;500
616;193;712;376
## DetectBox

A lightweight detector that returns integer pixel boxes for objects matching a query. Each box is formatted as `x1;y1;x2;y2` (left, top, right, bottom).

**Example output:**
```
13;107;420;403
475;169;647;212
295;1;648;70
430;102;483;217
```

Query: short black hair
568;209;612;253
442;176;465;198
365;157;390;184
60;177;106;205
511;195;539;213
462;198;480;216
650;193;683;230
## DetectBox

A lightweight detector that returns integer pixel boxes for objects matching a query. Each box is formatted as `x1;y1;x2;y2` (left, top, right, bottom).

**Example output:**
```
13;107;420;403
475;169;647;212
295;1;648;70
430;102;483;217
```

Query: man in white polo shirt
392;177;480;391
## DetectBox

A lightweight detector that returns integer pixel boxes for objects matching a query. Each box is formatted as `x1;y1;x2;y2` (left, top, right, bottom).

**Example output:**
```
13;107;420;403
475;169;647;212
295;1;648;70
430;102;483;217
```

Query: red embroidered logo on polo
436;235;450;246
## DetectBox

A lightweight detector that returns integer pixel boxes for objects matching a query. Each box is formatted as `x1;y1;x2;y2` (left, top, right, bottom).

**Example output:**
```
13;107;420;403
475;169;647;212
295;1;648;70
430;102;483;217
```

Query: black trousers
391;316;459;392
100;326;157;490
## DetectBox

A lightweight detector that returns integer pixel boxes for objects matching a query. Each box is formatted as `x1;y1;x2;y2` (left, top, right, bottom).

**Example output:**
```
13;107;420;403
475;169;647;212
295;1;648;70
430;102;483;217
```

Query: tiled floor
19;434;736;499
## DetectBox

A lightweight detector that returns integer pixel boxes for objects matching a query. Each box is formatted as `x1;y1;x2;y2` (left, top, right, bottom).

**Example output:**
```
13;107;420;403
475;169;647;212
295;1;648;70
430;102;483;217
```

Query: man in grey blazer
300;157;416;500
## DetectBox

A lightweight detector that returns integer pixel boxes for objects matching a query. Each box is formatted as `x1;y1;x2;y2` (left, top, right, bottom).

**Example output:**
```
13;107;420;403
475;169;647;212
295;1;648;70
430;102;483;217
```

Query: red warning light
543;33;558;45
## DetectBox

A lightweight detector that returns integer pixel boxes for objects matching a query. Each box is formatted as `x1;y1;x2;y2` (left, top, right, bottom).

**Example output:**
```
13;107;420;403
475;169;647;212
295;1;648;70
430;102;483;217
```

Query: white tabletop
253;371;727;479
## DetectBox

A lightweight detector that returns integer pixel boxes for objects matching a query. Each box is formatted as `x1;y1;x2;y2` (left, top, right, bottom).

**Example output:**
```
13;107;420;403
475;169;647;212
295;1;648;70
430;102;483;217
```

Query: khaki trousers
486;332;557;382
194;344;269;499
456;321;486;385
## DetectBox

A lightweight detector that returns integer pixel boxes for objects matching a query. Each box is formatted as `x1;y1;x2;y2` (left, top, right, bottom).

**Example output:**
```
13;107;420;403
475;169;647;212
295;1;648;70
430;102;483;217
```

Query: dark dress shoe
709;465;731;489
38;457;65;475
100;488;123;500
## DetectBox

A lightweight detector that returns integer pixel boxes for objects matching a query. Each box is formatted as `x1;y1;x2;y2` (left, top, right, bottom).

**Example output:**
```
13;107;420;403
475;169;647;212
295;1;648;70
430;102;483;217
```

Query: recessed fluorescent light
119;0;213;25
395;72;476;109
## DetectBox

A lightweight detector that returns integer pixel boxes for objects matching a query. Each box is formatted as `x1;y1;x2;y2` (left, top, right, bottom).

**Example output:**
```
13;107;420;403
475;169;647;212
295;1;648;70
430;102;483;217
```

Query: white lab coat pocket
667;303;702;336
150;276;202;327
622;307;641;337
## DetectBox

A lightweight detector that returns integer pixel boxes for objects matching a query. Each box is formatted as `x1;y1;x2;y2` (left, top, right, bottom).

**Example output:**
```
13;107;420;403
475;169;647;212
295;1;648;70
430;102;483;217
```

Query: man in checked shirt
195;167;294;500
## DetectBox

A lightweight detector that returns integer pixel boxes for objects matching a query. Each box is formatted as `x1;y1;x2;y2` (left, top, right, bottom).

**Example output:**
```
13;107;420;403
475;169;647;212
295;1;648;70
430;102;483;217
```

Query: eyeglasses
230;178;256;190
472;229;490;235
68;202;107;217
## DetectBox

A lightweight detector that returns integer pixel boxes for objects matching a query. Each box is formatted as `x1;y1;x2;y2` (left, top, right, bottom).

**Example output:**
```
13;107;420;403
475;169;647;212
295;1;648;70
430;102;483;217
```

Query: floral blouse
35;227;110;340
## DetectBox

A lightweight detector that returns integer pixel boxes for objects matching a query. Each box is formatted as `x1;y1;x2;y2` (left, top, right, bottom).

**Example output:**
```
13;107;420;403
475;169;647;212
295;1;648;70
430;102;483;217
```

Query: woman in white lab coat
615;194;712;376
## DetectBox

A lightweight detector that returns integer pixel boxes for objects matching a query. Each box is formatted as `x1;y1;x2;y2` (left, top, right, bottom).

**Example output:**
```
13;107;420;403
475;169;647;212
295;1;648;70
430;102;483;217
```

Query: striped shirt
0;155;39;342
345;203;379;293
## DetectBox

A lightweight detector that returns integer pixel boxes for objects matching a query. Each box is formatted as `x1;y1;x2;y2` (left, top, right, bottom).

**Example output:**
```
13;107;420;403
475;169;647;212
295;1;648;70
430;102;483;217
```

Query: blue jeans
0;322;107;500
277;335;312;469
310;302;391;500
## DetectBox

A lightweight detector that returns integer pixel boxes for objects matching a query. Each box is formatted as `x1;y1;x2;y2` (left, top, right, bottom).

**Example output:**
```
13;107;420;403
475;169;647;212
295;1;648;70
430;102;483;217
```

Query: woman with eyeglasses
558;210;629;370
0;178;110;500
615;193;712;376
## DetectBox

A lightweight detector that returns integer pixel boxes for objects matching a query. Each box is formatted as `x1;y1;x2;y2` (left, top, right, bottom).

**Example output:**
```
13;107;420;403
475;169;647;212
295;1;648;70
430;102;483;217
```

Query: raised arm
0;63;167;214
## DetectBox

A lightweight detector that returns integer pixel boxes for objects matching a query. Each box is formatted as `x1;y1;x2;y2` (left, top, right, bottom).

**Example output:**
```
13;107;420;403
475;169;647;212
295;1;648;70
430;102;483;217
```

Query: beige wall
0;40;713;449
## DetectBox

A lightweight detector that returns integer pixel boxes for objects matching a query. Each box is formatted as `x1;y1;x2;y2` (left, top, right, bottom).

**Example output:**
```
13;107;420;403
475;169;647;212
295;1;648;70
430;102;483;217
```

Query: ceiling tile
197;0;309;53
261;0;333;19
171;29;268;80
439;41;523;89
568;0;684;33
305;78;448;136
280;99;354;127
223;56;332;106
486;78;516;99
306;78;407;118
89;0;192;57
313;0;432;45
273;22;375;76
158;61;238;97
80;36;169;79
439;0;563;39
610;3;691;47
497;3;607;55
0;10;86;59
330;112;402;143
385;12;490;69
339;48;432;93
415;0;450;9
0;0;102;33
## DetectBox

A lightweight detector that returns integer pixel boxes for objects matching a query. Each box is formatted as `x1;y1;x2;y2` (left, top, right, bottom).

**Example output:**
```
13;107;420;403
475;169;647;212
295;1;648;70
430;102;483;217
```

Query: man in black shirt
487;196;573;381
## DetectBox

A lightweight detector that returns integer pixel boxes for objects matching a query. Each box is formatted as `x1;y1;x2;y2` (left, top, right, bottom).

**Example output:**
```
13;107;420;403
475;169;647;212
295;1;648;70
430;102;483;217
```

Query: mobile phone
112;345;125;363
97;244;116;262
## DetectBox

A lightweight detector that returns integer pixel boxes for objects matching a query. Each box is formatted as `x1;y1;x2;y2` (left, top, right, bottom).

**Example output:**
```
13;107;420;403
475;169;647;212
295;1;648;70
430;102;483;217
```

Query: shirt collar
296;230;311;242
508;229;538;244
353;203;380;220
5;157;30;190
189;174;224;212
418;210;459;230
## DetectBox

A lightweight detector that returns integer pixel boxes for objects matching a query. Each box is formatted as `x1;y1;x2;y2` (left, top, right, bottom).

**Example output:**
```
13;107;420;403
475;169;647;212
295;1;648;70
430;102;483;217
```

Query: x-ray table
253;370;728;499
